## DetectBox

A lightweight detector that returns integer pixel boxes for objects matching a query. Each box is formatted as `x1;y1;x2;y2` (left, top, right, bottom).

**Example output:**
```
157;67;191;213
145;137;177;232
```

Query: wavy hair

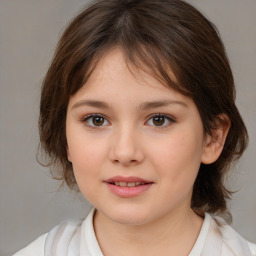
38;0;248;218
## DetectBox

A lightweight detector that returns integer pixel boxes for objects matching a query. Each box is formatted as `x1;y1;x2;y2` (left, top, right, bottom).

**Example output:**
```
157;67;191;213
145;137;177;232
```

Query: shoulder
13;219;83;256
13;209;97;256
213;216;256;256
13;233;47;256
248;242;256;256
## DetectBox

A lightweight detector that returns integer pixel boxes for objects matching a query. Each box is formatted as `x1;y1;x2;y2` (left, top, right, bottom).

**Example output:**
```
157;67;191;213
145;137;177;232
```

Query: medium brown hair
39;0;248;216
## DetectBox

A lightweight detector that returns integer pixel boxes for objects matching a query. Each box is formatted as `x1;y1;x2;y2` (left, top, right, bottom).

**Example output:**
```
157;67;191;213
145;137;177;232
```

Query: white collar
80;209;254;256
80;209;212;256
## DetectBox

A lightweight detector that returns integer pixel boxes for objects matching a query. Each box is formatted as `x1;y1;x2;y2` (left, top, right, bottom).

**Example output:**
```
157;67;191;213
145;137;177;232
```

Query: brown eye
83;114;109;127
92;116;105;126
152;116;165;126
146;114;174;128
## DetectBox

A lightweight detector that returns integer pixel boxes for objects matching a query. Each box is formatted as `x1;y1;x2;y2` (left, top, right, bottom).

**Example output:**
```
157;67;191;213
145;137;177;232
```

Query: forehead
84;48;178;93
69;48;196;110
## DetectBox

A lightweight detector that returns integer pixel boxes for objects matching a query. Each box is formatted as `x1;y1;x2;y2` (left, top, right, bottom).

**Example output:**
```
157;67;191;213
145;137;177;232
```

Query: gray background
0;1;255;255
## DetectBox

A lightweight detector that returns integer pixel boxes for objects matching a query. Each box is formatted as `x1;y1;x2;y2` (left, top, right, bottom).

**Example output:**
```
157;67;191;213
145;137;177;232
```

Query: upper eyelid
146;113;175;121
80;113;175;124
82;113;108;121
145;113;176;128
81;112;174;118
81;113;111;127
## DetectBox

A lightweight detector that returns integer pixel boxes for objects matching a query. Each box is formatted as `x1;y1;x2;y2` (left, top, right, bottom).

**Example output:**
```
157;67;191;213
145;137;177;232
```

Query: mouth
104;176;154;197
109;181;150;187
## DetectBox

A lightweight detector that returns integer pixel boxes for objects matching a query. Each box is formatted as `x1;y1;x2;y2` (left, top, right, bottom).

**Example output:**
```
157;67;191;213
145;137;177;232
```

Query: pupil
93;116;104;126
153;116;164;126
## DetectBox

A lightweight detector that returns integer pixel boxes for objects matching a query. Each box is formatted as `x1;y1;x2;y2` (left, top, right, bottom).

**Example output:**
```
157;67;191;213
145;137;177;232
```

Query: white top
14;209;256;256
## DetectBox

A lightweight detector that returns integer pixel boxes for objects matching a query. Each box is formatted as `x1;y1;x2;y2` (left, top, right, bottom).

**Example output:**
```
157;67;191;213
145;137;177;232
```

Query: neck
93;207;203;256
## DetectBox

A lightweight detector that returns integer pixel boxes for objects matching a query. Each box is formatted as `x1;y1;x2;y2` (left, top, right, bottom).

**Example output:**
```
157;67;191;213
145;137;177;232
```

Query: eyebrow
71;100;110;110
71;99;188;110
139;100;188;110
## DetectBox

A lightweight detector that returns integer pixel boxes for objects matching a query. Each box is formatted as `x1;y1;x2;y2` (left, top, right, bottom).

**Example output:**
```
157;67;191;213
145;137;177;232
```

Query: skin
66;48;230;256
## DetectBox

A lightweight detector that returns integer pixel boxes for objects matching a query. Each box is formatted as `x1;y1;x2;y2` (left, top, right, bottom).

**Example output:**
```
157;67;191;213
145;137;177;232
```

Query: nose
109;125;145;166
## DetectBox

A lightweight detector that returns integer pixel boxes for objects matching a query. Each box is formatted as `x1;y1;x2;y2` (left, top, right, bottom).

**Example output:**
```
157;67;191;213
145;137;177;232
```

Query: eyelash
81;114;110;128
81;113;175;129
145;113;175;129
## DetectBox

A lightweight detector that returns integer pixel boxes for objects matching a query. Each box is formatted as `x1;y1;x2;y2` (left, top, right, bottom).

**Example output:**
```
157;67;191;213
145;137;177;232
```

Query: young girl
14;0;256;255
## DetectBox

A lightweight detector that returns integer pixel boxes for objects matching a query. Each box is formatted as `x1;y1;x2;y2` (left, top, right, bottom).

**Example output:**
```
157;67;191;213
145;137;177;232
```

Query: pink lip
104;176;152;183
104;176;154;198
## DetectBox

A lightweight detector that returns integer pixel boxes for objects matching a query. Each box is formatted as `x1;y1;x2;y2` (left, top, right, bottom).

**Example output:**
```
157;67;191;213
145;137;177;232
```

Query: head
39;0;248;217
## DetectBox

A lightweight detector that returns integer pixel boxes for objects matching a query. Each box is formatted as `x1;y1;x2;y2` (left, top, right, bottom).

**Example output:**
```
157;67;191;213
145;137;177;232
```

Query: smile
104;176;154;197
111;182;147;187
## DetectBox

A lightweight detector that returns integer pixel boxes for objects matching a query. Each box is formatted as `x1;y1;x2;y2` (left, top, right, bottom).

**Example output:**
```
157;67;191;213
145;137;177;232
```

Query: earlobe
67;146;72;162
201;114;231;164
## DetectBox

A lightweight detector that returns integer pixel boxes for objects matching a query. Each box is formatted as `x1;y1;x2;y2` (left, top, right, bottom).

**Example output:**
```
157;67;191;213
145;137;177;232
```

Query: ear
66;145;72;162
201;114;230;164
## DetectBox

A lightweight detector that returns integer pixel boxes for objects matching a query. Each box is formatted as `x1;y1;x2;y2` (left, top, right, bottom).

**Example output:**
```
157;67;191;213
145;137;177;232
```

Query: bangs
64;0;199;97
78;42;192;97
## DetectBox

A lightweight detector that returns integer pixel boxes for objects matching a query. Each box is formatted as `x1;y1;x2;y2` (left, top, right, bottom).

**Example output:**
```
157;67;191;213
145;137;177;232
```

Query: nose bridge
109;123;144;165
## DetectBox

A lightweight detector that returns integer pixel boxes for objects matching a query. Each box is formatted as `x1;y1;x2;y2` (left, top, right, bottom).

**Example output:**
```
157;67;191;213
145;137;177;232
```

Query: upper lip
104;176;153;183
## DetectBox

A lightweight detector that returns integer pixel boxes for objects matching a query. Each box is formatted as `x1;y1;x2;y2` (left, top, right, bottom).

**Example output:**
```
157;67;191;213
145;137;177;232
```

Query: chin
101;205;155;226
112;215;150;226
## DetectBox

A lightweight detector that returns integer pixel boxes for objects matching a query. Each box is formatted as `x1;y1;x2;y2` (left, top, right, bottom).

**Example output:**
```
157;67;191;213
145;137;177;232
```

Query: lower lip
105;183;153;198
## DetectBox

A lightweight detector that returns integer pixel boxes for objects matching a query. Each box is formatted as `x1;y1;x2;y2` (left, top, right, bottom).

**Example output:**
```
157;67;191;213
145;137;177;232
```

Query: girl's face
66;48;209;226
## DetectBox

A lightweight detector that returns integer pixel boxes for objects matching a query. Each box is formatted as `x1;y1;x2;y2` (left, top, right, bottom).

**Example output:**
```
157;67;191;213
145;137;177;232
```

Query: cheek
148;132;203;180
67;132;108;185
70;143;105;172
67;123;106;161
70;142;106;200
